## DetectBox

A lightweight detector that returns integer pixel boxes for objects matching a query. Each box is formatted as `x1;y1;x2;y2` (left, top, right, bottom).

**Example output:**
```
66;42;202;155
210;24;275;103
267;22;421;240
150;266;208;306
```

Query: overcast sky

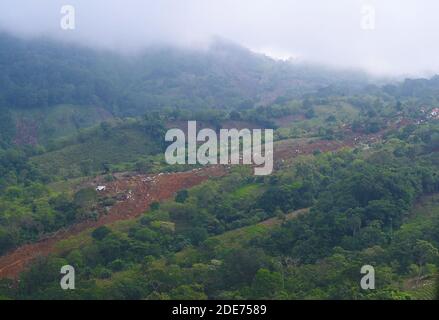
1;0;438;77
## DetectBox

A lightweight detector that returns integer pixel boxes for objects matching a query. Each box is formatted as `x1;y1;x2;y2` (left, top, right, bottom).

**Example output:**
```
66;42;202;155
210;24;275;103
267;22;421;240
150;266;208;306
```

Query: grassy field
232;184;264;198
275;101;360;139
13;104;113;144
211;208;309;248
408;279;437;300
31;126;161;179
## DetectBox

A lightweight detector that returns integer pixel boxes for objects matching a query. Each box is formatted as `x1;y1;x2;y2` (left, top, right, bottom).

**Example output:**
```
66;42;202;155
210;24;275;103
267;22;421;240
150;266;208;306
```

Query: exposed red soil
273;130;382;163
13;118;39;146
273;114;306;127
259;208;309;227
0;166;226;279
0;122;402;279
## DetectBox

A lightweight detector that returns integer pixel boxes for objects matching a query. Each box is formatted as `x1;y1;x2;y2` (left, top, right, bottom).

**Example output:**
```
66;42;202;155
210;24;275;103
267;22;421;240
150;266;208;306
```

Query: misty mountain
0;33;370;116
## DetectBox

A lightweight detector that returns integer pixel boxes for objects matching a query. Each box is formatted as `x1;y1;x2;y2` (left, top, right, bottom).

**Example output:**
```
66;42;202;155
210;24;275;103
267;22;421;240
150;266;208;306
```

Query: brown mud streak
0;166;226;279
0;127;393;279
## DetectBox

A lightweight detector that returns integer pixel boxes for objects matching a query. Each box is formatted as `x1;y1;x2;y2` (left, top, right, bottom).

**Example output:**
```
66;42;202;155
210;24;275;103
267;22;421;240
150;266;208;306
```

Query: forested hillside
1;31;439;300
0;33;369;113
2;121;439;299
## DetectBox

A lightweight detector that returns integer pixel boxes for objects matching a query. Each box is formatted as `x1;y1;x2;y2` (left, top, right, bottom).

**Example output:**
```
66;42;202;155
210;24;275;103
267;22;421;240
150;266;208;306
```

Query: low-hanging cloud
1;0;439;76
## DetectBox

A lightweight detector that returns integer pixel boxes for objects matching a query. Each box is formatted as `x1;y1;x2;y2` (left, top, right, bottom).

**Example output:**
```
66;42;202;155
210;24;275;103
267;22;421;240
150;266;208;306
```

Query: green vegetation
30;118;164;179
0;33;367;118
0;146;66;253
2;32;439;300
2;122;439;299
